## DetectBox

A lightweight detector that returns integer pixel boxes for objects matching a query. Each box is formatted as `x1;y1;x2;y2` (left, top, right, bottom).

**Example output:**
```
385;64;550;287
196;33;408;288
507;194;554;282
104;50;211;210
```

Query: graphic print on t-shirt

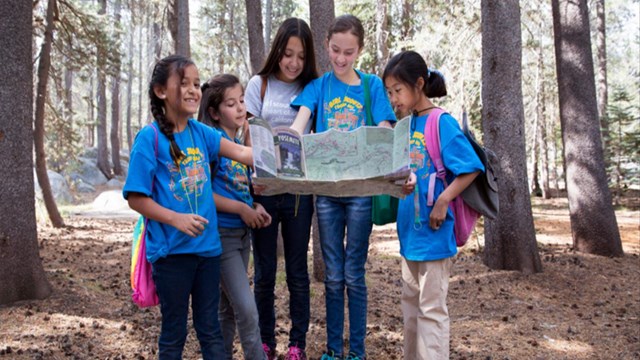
167;146;209;203
323;95;364;131
410;131;432;181
222;160;252;204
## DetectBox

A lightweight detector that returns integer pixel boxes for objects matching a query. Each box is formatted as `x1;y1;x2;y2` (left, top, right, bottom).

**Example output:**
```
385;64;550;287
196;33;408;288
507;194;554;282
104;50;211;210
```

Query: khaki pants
401;257;452;360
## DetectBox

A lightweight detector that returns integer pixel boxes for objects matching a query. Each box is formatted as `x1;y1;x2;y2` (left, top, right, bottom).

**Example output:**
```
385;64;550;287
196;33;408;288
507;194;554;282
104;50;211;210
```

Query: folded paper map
249;116;412;198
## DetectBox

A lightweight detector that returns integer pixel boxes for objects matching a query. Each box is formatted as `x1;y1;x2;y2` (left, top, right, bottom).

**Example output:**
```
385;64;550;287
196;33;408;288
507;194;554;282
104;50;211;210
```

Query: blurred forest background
0;1;638;357
31;0;638;198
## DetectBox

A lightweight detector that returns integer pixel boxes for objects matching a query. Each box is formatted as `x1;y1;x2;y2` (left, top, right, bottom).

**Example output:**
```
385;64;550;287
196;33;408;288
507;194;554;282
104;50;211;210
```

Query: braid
150;96;184;167
148;55;195;167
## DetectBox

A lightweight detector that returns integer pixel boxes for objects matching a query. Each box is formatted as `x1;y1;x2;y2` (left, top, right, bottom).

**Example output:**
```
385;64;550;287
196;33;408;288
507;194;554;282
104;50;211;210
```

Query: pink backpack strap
424;108;446;206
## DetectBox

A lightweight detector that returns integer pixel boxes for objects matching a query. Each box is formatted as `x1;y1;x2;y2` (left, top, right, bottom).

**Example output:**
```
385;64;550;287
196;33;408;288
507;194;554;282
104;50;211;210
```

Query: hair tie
428;68;445;82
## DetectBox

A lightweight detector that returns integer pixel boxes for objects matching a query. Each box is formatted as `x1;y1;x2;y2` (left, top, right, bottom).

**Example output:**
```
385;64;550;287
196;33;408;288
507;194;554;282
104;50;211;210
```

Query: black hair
148;54;196;166
258;18;318;87
382;50;447;98
198;74;242;129
327;14;365;49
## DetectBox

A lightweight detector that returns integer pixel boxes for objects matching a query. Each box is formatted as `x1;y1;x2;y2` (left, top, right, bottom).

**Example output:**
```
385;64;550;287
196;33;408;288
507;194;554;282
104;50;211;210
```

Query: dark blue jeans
316;195;372;358
152;254;225;359
252;194;313;349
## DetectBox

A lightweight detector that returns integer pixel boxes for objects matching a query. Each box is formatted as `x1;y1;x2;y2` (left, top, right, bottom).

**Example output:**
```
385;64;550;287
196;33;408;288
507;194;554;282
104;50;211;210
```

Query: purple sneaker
284;345;307;360
262;343;276;360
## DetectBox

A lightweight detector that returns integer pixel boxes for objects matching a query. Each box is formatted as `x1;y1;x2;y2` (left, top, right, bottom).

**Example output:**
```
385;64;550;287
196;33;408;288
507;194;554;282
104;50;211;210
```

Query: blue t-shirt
123;119;222;263
291;70;396;133
212;129;253;228
397;113;484;262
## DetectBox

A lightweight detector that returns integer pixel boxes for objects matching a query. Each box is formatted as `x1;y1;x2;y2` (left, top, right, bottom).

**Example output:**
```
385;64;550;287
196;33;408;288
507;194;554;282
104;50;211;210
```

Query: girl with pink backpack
384;51;484;359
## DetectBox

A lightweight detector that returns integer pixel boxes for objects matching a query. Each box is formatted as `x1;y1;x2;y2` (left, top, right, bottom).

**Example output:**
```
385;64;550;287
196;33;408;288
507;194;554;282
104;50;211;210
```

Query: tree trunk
111;0;122;176
264;0;272;52
96;0;111;179
153;3;162;62
172;0;190;57
551;0;623;257
595;0;610;177
375;0;389;75
64;67;73;125
309;0;335;74
217;1;226;73
87;73;95;147
0;0;52;304
126;13;134;152
537;36;551;199
481;0;542;273
530;112;541;196
400;0;414;46
138;15;145;129
245;0;265;74
34;0;65;228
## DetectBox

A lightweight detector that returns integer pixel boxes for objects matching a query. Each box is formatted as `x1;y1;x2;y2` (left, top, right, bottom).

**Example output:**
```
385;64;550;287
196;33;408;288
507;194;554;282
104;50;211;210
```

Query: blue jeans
252;194;313;349
316;195;372;358
152;254;225;360
218;227;264;360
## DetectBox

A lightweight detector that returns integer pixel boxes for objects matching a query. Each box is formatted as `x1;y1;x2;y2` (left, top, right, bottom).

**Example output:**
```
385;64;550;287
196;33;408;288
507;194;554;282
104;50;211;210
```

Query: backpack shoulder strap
362;73;374;126
423;108;447;206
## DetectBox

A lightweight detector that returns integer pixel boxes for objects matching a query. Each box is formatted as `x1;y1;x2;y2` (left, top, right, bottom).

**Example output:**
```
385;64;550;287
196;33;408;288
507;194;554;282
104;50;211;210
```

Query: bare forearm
214;193;250;215
219;137;253;166
128;194;177;226
291;106;312;134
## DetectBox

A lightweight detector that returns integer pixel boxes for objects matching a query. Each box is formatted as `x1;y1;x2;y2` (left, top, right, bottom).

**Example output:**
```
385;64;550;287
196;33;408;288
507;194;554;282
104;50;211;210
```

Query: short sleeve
123;125;157;199
439;114;484;176
201;123;222;161
291;77;322;114
369;75;397;125
245;75;263;117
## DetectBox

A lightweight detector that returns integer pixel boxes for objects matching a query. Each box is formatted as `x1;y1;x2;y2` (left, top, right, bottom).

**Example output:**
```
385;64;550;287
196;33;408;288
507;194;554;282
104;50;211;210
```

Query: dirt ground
0;195;638;360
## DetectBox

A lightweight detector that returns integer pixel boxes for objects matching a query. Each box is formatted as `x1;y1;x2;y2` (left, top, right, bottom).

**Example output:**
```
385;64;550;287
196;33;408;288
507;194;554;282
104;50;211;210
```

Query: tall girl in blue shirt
123;55;253;360
290;14;396;360
384;50;483;360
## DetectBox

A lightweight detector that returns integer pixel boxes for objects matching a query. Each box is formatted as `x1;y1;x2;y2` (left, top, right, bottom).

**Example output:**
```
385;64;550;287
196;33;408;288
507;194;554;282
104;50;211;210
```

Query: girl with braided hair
123;55;253;359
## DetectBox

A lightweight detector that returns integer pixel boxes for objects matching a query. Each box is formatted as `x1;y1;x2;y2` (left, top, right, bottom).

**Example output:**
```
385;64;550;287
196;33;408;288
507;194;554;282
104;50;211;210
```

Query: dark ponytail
383;50;447;98
148;54;195;166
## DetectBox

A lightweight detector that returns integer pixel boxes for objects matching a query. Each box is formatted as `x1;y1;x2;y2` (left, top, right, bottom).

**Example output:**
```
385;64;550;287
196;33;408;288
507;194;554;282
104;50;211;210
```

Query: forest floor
0;192;638;360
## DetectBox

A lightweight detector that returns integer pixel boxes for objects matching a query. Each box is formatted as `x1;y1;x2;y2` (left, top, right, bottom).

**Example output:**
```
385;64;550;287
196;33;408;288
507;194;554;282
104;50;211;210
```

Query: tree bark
400;0;414;46
0;0;52;304
110;0;122;176
309;0;335;74
481;0;542;273
87;73;95;147
172;0;190;57
126;9;134;152
375;0;389;75
551;0;623;257
595;0;610;176
34;0;65;228
245;0;265;74
264;0;272;52
96;0;111;179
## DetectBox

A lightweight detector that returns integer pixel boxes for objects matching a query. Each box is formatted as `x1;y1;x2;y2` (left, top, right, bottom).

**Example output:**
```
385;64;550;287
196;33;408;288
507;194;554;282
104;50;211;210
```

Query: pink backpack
130;124;160;307
424;108;481;247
